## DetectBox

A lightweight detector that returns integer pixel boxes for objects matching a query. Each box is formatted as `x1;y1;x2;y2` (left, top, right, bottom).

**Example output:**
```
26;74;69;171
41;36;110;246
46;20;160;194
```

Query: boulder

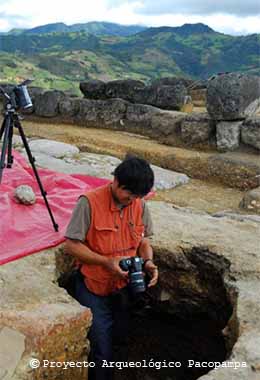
148;83;188;110
241;116;260;150
216;121;242;151
206;73;260;121
34;90;66;117
239;187;260;213
79;79;188;110
79;80;106;99
104;79;145;102
80;79;145;102
181;113;215;144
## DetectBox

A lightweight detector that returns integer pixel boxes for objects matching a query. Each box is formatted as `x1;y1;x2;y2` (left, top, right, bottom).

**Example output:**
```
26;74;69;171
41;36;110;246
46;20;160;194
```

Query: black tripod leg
7;118;14;168
0;117;6;141
0;116;11;183
14;118;59;232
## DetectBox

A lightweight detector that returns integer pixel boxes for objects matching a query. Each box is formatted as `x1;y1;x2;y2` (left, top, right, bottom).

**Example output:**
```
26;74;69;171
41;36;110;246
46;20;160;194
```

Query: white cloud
0;0;259;34
108;0;260;17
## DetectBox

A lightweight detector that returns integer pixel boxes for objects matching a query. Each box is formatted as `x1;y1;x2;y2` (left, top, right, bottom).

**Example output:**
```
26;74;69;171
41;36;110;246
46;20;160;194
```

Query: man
64;156;158;380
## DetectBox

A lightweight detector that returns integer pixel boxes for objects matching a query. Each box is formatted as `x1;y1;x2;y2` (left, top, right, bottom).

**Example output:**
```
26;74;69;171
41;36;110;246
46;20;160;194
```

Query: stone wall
1;74;260;153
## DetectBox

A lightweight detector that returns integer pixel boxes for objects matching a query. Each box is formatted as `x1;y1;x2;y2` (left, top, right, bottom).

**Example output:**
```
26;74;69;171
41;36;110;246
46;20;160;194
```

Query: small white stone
14;185;36;205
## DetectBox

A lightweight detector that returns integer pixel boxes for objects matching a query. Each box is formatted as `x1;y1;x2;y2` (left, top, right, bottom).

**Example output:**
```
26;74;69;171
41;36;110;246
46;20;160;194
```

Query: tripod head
0;79;33;112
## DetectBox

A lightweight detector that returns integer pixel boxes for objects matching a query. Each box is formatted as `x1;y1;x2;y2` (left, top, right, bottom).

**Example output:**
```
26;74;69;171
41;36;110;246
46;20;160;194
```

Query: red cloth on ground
0;150;154;265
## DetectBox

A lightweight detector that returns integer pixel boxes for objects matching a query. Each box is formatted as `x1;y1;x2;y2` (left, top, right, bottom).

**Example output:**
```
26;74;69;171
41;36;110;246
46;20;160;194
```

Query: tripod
0;88;59;232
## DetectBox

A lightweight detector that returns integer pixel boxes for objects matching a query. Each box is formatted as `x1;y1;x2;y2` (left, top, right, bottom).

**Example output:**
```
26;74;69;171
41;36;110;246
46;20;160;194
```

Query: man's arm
138;237;158;288
64;197;128;279
65;239;128;280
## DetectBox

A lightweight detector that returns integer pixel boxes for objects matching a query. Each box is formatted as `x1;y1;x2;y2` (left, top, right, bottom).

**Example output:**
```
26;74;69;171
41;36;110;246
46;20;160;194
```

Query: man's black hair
114;155;154;196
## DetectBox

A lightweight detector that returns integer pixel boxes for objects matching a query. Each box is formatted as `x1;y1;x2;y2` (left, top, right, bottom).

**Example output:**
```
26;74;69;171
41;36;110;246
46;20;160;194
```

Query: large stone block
34;90;66;117
181;113;215;144
206;73;260;121
241;116;260;150
80;79;188;110
216;121;242;151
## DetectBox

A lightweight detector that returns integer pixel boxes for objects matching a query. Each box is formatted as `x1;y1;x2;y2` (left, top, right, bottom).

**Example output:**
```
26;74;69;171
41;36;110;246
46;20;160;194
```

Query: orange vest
80;183;144;296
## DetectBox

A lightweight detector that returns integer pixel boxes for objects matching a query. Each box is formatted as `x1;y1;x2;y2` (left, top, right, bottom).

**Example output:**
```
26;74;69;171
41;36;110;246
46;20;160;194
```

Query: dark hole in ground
115;306;227;380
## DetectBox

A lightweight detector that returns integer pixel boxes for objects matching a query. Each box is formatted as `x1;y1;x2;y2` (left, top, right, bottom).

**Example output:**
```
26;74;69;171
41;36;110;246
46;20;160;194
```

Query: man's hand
144;260;158;288
103;256;129;280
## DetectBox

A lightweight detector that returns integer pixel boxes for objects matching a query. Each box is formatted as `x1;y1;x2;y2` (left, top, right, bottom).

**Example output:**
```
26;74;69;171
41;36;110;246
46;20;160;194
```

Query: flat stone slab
21;148;190;190
28;139;79;158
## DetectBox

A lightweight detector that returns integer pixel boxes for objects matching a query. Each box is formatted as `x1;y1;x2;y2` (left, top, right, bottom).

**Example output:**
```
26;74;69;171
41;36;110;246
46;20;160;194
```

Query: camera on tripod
119;256;146;294
0;79;59;231
13;83;33;110
2;79;33;111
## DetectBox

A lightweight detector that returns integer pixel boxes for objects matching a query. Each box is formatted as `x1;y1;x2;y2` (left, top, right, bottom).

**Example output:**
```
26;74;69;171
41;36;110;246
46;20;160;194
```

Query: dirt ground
12;119;248;215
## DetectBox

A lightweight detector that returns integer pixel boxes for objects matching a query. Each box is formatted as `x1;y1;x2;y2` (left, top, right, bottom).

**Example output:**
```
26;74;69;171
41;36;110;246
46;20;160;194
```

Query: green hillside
0;23;259;95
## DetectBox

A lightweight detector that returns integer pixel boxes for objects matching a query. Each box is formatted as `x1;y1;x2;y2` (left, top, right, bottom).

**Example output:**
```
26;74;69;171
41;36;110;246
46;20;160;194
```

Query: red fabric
0;150;154;265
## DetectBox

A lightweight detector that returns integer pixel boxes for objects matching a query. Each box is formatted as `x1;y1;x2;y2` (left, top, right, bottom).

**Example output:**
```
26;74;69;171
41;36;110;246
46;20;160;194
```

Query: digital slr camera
119;256;146;294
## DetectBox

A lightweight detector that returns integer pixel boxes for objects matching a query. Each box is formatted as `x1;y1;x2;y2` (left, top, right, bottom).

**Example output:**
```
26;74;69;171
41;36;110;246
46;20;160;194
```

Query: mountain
0;23;259;95
5;21;147;37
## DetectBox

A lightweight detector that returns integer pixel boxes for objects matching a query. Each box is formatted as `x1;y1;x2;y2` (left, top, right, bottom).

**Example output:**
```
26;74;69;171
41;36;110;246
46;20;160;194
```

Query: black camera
13;84;33;110
119;257;146;294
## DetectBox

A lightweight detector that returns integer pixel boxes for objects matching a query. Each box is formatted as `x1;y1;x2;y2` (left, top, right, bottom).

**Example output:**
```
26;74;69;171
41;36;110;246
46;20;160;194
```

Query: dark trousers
75;275;131;380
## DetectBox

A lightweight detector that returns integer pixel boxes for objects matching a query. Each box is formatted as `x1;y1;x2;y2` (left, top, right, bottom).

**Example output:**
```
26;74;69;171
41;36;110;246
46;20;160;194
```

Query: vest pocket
92;225;118;254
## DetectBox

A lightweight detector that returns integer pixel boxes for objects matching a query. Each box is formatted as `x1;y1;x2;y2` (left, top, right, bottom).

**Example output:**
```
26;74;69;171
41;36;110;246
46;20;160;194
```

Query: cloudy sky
0;0;260;35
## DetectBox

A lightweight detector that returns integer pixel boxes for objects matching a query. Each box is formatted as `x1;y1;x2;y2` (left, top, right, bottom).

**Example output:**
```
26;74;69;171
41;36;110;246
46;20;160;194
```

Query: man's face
111;179;140;206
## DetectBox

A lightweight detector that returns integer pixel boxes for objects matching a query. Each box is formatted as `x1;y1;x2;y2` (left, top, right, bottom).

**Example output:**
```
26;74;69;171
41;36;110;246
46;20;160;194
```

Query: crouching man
64;156;158;380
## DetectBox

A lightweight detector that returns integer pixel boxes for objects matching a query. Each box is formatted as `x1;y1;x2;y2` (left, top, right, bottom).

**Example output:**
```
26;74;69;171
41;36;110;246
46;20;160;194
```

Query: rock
75;98;128;127
0;327;25;379
14;185;36;205
216;121;242;151
23;141;190;190
181;113;215;144
34;90;65;117
59;97;81;117
239;187;260;213
125;103;159;132
151;165;190;189
104;79;146;103
0;249;92;380
241;116;260;150
151;110;186;137
80;79;106;99
147;83;188;110
98;98;128;125
28;139;79;158
79;79;188;110
206;73;260;121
